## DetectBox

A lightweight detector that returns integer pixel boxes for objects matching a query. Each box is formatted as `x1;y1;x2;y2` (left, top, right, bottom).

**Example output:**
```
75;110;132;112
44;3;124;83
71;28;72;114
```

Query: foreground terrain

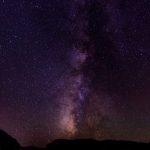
0;130;149;150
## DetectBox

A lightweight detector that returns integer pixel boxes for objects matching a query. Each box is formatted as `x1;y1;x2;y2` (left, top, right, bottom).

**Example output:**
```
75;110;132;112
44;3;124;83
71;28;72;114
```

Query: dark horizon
0;129;150;149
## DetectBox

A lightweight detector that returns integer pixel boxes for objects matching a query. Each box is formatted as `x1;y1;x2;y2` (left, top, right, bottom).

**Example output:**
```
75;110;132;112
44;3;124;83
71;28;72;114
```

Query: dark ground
0;130;150;150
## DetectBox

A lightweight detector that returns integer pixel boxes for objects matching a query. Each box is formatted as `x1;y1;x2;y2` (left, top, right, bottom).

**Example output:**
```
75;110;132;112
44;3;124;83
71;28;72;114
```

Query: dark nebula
0;0;150;147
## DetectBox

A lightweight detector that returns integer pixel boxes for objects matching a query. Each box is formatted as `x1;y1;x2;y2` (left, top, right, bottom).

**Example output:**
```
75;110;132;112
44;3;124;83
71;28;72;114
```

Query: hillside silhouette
0;130;20;150
0;130;149;150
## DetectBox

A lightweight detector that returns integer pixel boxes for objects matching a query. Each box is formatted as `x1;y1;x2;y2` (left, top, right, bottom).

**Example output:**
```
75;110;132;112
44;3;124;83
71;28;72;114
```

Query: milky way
58;0;115;138
58;0;90;136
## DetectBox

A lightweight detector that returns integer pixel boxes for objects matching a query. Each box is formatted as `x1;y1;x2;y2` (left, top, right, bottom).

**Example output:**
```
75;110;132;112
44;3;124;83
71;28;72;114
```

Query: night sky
0;0;150;147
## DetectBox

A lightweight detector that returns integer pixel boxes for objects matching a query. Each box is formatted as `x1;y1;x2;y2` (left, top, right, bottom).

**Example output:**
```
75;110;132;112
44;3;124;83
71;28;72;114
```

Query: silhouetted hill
0;130;20;150
0;130;150;150
22;146;43;150
47;139;150;150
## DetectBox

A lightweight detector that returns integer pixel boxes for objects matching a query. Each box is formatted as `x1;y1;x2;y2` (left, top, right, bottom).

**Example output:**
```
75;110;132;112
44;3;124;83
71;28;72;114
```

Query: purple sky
0;0;150;147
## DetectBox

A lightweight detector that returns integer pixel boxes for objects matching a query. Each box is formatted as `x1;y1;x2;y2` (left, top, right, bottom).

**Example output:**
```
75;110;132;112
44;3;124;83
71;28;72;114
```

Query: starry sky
0;0;150;147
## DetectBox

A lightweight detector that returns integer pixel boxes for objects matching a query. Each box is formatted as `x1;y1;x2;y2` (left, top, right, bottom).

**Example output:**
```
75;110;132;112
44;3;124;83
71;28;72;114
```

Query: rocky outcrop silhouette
0;130;150;150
